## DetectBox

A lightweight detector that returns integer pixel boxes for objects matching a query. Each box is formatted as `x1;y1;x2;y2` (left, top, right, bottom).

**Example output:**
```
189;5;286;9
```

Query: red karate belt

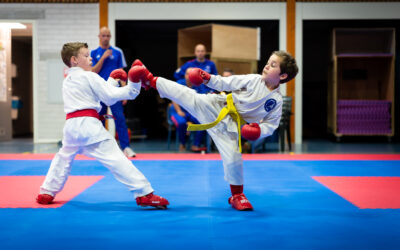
66;109;100;120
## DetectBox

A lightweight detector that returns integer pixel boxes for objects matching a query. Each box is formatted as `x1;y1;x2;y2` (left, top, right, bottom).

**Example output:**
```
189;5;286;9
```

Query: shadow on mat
66;201;144;211
65;201;270;216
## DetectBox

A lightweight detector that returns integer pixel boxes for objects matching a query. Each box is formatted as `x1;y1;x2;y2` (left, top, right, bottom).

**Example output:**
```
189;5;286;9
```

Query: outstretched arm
89;71;141;107
188;68;254;92
207;74;253;92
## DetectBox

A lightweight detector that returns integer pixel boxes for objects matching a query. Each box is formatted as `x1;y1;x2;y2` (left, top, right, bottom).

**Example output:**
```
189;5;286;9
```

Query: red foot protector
0;176;103;208
313;176;400;209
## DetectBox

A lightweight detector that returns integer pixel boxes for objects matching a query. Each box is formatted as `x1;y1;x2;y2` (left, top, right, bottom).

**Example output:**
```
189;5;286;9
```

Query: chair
166;104;179;150
278;96;292;151
166;103;212;152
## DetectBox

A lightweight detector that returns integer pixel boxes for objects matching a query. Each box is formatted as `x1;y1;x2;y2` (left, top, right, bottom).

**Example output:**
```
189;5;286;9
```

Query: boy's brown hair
272;50;298;83
61;42;88;67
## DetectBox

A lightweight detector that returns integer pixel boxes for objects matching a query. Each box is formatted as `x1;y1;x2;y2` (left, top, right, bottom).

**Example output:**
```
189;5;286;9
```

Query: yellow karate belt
187;93;246;152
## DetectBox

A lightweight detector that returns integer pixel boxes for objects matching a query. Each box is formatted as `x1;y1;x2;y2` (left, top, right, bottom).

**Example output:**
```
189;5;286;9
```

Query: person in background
219;68;234;95
170;68;209;152
222;68;234;77
91;26;136;158
174;44;218;81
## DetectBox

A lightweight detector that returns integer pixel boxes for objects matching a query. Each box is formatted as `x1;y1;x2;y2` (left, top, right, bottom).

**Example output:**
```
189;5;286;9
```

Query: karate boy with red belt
129;51;298;211
36;42;168;209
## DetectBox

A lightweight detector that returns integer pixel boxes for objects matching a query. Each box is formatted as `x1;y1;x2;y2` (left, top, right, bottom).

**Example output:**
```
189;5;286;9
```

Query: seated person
222;68;234;77
219;68;234;95
170;68;211;152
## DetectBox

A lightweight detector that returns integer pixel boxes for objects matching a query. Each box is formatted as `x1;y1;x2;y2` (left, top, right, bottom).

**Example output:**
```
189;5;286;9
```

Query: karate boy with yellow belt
128;51;298;211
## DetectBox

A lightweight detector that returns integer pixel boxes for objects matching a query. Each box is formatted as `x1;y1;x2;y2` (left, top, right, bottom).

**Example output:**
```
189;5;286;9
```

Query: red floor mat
313;176;400;209
0;176;104;208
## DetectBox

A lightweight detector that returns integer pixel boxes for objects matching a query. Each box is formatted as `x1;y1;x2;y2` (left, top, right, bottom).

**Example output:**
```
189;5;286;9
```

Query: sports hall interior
0;1;400;250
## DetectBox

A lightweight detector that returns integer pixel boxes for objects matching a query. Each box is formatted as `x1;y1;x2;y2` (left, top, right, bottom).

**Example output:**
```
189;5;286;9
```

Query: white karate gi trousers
40;138;154;198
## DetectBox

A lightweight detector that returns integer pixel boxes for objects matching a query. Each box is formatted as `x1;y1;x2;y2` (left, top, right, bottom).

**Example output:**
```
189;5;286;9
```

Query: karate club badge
264;99;277;112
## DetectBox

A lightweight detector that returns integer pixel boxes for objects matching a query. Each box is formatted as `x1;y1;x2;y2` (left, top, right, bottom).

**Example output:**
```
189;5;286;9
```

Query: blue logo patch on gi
264;99;277;112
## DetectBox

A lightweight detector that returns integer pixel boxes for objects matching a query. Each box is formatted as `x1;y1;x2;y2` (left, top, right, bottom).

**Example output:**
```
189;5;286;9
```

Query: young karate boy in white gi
128;51;297;211
36;42;169;209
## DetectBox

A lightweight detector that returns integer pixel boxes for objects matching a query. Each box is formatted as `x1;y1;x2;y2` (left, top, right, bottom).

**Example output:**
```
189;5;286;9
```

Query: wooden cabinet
328;28;395;139
177;23;258;74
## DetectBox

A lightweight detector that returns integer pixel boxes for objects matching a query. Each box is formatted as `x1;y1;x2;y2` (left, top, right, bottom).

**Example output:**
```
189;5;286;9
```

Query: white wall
0;3;99;143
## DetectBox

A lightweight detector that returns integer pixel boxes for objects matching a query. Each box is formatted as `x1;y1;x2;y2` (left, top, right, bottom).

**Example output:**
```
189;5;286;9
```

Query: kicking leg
128;62;223;125
157;77;225;125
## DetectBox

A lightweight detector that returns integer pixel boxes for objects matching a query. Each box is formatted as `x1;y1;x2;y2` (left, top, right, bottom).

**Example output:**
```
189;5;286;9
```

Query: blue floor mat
0;159;400;250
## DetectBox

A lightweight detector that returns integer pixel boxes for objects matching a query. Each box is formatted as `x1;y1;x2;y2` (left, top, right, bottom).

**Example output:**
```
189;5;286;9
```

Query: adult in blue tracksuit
174;44;218;81
91;26;136;157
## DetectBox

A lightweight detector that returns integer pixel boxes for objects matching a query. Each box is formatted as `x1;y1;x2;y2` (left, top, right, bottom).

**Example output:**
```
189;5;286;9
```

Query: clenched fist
241;123;261;141
188;68;211;86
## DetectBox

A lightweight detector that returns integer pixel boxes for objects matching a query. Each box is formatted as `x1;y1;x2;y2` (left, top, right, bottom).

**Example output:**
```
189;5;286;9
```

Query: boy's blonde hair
61;42;88;67
272;50;298;83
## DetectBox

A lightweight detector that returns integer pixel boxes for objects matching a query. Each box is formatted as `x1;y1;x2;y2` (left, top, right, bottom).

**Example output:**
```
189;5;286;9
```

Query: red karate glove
188;68;211;86
109;69;127;82
241;123;261;141
131;59;144;68
128;59;158;90
128;66;147;83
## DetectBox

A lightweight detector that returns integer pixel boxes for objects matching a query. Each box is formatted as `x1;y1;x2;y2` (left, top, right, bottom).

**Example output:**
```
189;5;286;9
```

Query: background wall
109;2;287;140
0;3;99;143
2;2;400;143
116;20;279;139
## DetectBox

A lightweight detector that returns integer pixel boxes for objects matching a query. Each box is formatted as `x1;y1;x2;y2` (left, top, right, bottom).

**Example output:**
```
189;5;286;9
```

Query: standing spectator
174;44;218;81
91;27;136;158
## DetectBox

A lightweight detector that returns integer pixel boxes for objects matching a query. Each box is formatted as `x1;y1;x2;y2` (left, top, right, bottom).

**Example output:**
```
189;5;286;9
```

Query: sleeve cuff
207;75;216;87
107;77;119;87
128;81;141;92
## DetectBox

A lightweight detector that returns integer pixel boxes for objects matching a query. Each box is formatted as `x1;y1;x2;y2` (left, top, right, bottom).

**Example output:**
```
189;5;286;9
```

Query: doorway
11;23;33;138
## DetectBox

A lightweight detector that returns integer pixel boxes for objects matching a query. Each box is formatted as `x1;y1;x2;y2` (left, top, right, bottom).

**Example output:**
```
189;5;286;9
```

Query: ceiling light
0;23;27;29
